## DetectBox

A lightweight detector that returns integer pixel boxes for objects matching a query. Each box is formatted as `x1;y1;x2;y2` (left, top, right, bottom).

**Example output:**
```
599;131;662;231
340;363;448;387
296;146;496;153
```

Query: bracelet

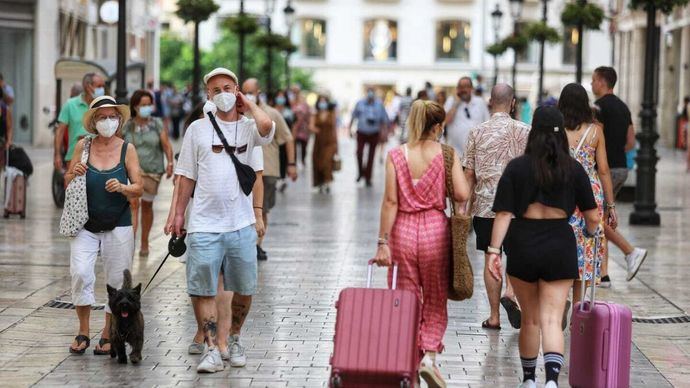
486;246;501;255
253;206;263;210
606;203;616;209
377;237;388;245
287;162;296;166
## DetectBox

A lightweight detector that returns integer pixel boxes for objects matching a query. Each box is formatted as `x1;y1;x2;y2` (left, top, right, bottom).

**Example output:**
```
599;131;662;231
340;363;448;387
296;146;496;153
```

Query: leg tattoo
202;317;218;348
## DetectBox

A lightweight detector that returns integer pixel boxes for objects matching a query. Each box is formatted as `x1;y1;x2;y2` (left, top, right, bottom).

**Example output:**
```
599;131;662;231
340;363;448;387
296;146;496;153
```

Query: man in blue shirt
349;88;388;186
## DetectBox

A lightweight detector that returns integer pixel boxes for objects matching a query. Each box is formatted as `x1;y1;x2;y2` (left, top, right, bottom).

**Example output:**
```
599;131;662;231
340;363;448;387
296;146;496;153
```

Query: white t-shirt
176;115;274;233
444;95;490;157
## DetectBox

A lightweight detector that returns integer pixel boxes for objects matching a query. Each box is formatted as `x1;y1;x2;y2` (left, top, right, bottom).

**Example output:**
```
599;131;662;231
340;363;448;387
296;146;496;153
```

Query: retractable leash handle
367;259;398;290
579;235;601;312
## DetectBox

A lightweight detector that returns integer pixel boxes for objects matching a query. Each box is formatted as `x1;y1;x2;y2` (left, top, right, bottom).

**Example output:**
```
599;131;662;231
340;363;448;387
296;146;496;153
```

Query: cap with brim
204;67;239;85
82;96;130;133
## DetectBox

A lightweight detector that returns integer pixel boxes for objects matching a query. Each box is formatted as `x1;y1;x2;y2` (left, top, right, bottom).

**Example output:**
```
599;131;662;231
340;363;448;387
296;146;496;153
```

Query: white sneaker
187;341;205;355
625;248;647;281
197;348;224;373
545;381;558;388
419;354;446;388
518;380;536;388
229;335;247;367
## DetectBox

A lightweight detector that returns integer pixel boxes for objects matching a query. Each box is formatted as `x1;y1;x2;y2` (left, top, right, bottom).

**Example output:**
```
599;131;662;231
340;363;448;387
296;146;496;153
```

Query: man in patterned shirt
462;84;530;331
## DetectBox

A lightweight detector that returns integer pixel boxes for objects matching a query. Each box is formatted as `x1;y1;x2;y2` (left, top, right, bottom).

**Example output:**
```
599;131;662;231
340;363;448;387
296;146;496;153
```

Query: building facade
614;0;690;148
0;0;161;147
189;0;612;111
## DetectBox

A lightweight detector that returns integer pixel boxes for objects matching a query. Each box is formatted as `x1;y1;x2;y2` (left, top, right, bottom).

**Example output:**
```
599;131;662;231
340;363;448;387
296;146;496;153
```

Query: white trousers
70;226;134;313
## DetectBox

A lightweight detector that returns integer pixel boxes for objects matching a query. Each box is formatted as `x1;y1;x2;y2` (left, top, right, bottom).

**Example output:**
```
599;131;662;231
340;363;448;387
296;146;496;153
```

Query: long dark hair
558;83;593;130
184;101;205;130
525;106;572;190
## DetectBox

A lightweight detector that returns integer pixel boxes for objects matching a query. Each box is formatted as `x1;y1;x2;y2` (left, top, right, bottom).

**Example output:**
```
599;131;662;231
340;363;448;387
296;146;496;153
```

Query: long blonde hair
406;100;446;145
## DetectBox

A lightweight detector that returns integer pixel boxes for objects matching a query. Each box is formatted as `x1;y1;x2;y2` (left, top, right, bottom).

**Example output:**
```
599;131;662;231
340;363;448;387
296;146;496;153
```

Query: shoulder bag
59;138;92;237
207;112;256;196
441;144;474;301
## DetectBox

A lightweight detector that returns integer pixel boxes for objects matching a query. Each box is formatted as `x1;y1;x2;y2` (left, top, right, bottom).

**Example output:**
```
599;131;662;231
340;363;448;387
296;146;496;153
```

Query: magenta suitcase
329;260;420;388
569;237;632;388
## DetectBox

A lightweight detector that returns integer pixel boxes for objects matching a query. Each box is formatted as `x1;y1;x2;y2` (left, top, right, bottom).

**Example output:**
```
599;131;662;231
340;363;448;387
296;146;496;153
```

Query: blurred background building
0;0;161;147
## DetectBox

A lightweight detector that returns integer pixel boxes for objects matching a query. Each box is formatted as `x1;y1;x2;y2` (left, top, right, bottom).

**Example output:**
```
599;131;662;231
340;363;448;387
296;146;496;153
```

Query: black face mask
206;112;257;196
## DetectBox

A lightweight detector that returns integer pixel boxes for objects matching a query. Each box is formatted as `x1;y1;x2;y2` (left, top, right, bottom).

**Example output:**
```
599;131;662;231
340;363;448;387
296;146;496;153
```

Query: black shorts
473;217;495;253
504;218;578;283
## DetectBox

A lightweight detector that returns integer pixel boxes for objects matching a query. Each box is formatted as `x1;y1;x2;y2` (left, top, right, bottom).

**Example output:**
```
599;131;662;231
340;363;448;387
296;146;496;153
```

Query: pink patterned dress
388;146;450;353
569;125;606;282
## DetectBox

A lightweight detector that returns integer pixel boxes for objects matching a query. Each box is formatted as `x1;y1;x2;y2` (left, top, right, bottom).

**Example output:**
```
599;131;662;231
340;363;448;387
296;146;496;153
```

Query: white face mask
203;100;217;116
245;93;257;104
212;92;236;112
96;118;119;138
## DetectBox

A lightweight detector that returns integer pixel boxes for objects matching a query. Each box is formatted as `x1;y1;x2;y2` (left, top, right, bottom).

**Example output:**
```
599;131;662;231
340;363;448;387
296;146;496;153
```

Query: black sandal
481;319;501;330
93;338;111;355
500;296;522;329
69;335;90;354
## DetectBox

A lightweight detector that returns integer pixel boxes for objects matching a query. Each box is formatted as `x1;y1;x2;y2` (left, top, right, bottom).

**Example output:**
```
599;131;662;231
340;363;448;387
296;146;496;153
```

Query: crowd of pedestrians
53;62;649;386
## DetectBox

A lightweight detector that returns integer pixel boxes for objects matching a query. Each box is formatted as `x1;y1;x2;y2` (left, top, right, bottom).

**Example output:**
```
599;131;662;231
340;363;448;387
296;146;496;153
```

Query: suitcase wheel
20;212;25;219
330;374;342;388
3;211;8;219
400;378;411;388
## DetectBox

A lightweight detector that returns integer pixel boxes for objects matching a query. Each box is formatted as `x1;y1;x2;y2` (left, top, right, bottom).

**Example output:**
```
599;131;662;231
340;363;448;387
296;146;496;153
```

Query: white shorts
70;226;135;313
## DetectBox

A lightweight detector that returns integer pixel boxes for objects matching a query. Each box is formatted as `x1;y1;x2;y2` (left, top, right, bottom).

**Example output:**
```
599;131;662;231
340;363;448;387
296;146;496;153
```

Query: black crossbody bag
206;112;256;196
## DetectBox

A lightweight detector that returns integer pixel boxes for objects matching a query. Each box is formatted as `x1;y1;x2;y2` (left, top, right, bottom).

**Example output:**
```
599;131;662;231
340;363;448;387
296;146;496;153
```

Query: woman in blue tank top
63;96;143;356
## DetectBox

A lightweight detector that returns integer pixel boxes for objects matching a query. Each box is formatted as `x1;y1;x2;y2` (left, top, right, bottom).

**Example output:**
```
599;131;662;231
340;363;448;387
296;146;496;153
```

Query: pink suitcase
330;260;420;388
569;237;632;388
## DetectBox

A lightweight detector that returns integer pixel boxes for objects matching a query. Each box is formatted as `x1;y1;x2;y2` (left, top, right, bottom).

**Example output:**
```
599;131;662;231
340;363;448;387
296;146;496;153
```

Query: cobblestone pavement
0;140;688;387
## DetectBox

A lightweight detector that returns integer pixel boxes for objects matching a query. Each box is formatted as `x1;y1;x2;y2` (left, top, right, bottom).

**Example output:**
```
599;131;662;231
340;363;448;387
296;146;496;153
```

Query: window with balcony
562;26;578;65
363;19;397;61
295;18;326;59
436;20;471;61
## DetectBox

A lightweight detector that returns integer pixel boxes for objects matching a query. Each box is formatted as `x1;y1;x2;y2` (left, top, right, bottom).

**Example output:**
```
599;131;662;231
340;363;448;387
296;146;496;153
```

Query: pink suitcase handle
367;259;398;290
579;235;601;312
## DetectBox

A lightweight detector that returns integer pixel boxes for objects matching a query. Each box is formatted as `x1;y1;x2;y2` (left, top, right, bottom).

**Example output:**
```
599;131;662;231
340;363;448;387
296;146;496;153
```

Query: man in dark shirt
591;66;647;285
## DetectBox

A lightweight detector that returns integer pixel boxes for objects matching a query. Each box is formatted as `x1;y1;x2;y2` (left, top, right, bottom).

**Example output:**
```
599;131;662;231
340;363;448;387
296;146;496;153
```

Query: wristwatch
486;246;501;255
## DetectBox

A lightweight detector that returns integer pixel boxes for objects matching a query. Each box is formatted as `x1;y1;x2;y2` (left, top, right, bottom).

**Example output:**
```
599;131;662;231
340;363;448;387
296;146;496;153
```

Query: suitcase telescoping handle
579;235;601;312
366;259;398;290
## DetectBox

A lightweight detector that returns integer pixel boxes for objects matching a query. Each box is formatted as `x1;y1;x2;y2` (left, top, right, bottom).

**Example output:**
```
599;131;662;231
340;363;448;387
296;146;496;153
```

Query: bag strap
207;112;243;165
574;124;594;155
80;137;92;164
441;144;456;216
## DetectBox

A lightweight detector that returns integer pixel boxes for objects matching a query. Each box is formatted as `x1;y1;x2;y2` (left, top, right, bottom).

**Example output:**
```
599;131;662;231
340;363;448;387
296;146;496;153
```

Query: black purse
206;112;257;196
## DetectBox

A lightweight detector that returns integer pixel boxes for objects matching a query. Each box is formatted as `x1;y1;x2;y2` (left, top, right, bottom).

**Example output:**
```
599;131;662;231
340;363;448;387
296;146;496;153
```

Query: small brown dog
107;269;144;364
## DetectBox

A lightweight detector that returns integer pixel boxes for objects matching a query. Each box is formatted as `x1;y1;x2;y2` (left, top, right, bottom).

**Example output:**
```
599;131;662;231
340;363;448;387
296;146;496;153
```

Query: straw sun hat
82;95;131;134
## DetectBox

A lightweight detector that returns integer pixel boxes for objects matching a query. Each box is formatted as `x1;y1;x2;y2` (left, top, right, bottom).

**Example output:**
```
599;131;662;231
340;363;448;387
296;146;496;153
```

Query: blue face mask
138;105;154;118
318;102;329;111
92;87;105;98
367;91;375;100
275;96;287;106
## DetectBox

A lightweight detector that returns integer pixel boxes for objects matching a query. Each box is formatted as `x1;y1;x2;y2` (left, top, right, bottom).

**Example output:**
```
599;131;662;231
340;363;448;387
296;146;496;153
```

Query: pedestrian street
0;141;688;387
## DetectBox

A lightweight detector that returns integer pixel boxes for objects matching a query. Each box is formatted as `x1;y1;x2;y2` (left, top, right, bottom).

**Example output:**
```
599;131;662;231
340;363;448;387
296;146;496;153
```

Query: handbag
332;154;342;172
207;112;257;196
441;144;474;301
59;138;92;237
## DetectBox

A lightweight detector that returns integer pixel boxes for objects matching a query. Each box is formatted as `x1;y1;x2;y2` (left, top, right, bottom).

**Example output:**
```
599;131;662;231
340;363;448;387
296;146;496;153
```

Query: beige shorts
141;173;162;202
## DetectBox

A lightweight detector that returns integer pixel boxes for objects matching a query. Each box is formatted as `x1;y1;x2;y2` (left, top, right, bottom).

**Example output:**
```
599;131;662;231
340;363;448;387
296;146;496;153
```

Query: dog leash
142;252;172;295
142;232;186;294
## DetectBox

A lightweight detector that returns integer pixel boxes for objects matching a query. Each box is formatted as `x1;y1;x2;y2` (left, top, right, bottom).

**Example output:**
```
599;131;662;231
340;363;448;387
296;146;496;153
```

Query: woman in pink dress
373;100;470;388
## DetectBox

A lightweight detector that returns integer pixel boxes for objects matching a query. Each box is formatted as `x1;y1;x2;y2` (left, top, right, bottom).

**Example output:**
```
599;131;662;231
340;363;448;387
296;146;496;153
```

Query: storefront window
363;19;397;61
295;18;326;59
436;20;471;61
563;26;578;65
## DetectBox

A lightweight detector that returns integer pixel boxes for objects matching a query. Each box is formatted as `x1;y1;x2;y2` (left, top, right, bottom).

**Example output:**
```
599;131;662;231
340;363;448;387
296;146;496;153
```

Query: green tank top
84;141;132;233
123;118;165;174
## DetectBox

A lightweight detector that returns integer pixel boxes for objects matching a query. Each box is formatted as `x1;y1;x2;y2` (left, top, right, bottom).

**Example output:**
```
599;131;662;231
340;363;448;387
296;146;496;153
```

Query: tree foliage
524;22;561;44
501;34;529;53
486;42;508;57
629;0;690;13
175;0;219;24
561;2;605;30
224;14;259;35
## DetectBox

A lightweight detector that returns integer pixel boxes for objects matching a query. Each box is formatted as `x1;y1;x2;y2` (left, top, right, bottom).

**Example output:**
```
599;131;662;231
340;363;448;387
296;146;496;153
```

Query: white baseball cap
203;67;239;85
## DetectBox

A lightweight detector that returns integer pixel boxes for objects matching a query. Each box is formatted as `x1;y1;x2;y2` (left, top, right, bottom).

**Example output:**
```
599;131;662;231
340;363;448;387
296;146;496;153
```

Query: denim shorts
186;225;258;296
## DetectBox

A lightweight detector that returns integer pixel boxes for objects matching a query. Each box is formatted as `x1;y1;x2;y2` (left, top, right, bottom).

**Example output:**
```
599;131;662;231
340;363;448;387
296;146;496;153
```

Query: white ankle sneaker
229;335;247;367
197;348;224;373
625;248;647;281
545;380;558;388
518;380;536;388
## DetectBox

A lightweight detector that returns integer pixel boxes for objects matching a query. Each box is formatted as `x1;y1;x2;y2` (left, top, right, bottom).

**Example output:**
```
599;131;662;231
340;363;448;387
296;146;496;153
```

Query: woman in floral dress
558;83;618;306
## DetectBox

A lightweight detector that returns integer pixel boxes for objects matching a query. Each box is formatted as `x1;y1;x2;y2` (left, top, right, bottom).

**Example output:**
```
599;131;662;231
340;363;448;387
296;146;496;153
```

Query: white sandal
419;354;446;388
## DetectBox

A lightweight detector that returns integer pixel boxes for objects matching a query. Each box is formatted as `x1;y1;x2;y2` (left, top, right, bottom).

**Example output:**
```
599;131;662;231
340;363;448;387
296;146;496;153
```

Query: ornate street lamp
490;3;503;87
263;0;277;93
100;0;128;104
630;4;660;225
239;0;246;83
283;0;295;89
575;0;586;84
537;0;549;104
509;0;524;89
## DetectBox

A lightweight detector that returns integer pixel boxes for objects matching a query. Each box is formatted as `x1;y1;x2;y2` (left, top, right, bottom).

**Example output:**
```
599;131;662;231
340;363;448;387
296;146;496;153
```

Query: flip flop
500;296;522;329
93;338;111;355
69;334;90;354
481;319;501;330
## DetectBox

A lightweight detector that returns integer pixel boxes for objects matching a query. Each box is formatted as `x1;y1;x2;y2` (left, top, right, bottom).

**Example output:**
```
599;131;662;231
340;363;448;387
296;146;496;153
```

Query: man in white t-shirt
173;67;275;373
444;76;490;157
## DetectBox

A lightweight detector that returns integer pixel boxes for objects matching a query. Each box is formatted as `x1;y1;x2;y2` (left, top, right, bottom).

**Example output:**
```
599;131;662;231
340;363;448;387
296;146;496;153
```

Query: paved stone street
0;139;688;387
